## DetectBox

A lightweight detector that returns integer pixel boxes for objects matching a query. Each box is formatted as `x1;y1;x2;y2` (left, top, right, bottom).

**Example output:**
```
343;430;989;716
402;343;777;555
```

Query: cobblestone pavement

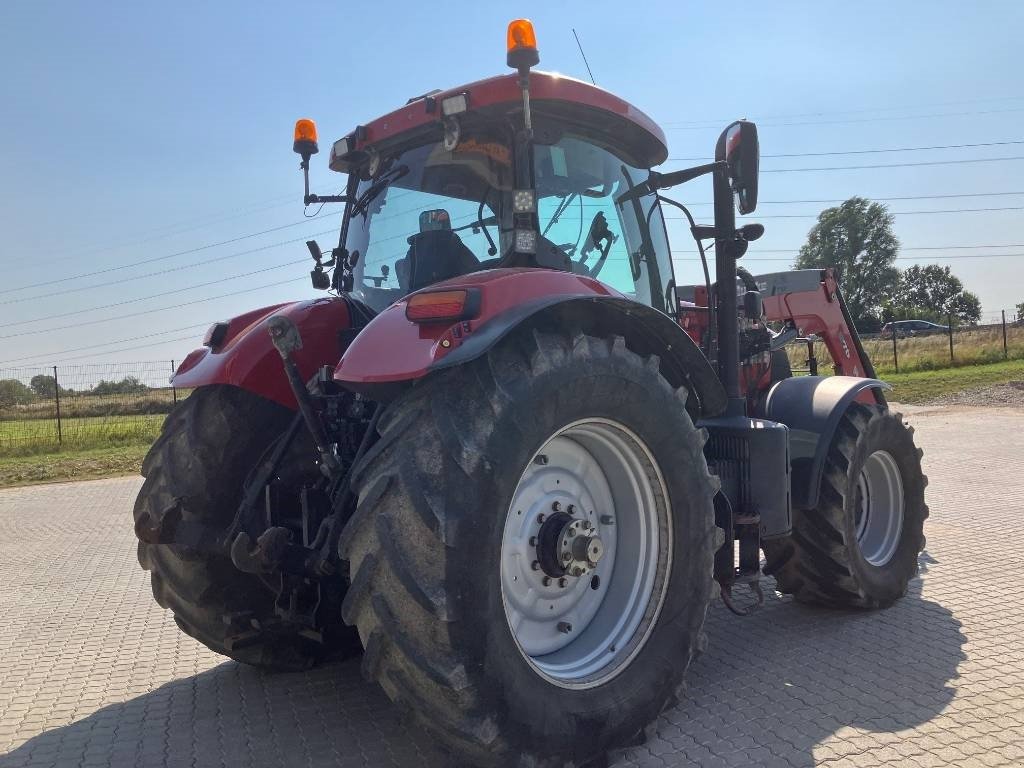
1;405;1022;767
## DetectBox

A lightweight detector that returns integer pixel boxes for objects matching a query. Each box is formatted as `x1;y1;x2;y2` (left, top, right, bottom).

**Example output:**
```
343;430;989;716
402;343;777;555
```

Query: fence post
947;313;954;363
891;331;899;374
170;359;178;405
53;365;63;445
1003;310;1009;359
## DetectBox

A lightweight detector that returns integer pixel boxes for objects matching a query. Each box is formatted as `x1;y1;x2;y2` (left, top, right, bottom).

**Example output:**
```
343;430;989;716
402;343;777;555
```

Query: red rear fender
172;297;353;409
334;269;619;389
332;269;726;417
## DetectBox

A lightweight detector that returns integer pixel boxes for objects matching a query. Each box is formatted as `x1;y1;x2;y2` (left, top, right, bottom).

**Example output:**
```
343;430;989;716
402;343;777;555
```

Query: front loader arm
756;268;879;382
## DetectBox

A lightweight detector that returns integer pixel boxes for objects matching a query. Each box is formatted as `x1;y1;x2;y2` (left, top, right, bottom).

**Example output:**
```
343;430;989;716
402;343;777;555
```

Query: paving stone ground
1;404;1022;767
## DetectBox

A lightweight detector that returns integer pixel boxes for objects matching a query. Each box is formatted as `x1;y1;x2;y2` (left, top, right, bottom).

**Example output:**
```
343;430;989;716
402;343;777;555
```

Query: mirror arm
651;160;728;190
616;160;728;205
300;153;352;206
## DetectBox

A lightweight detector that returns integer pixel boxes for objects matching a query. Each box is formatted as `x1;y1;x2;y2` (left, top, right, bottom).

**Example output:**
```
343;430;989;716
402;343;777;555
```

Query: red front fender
172;297;353;409
333;268;621;392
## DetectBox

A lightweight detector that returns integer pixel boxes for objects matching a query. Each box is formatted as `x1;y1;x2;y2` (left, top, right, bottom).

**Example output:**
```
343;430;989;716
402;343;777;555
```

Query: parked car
880;320;949;339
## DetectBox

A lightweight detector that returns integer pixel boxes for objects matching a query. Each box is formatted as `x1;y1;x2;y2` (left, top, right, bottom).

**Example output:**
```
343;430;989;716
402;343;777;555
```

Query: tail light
406;289;480;323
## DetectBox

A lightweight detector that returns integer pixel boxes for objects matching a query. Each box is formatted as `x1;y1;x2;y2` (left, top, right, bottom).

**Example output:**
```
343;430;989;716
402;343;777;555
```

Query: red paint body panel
334;269;621;385
346;71;668;165
172;297;353;409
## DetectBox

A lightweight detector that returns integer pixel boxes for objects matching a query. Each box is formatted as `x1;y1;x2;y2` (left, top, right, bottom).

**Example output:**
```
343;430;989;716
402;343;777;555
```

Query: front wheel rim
500;418;672;690
853;450;905;566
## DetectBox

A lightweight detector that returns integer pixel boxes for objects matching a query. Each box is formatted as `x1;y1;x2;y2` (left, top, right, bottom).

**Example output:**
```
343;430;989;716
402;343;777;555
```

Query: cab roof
338;71;669;170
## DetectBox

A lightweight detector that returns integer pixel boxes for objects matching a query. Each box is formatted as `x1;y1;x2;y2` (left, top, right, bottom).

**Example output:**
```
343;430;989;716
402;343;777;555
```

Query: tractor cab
293;26;678;318
336;113;676;315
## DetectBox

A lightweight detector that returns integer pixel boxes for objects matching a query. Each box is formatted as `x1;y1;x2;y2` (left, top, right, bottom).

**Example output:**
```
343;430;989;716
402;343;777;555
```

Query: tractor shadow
2;553;963;768
0;649;450;768
621;550;966;767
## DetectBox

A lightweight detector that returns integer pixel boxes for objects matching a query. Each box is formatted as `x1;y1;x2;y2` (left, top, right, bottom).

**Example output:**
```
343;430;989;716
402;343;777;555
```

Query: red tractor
134;19;927;767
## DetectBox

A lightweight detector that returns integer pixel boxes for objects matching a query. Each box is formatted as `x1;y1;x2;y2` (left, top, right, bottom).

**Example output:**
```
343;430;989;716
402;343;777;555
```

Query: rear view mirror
716;120;759;215
419;209;452;232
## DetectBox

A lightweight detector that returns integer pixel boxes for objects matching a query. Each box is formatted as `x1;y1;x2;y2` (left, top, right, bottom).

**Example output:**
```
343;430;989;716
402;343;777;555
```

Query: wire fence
2;310;1020;455
790;310;1023;375
0;361;185;456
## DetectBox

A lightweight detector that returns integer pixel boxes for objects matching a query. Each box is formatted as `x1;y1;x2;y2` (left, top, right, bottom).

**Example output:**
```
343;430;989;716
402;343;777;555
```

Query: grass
0;414;165;457
0;388;181;422
0;443;149;487
882;358;1024;403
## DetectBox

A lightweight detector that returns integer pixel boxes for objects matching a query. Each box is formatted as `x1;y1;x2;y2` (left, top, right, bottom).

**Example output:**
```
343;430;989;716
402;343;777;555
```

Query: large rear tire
133;385;359;671
763;403;928;608
339;331;717;767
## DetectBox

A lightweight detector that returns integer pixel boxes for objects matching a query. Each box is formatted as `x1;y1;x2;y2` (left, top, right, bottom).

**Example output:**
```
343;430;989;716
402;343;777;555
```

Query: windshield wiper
541;192;578;236
350;165;409;219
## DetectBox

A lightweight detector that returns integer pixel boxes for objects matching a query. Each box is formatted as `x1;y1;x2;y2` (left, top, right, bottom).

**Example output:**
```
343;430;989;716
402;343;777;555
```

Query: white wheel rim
500;418;672;689
854;450;905;566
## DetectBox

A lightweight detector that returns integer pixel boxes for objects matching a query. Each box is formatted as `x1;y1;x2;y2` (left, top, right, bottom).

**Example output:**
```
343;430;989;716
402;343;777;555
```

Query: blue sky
1;0;1022;367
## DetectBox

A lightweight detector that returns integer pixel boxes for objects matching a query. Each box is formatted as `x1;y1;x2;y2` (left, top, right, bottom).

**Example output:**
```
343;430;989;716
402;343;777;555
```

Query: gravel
920;380;1024;407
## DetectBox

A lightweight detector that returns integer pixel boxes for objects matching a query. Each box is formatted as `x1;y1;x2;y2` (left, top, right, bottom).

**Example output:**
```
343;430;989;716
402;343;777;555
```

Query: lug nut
551;501;561;512
600;515;614;525
529;536;537;547
572;567;584;577
534;454;549;465
537;513;546;524
558;577;568;588
567;504;576;515
531;561;541;571
542;576;551;586
562;552;572;562
557;622;573;634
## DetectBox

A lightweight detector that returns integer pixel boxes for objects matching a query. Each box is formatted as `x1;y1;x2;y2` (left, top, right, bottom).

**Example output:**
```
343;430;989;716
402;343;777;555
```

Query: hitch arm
267;315;341;475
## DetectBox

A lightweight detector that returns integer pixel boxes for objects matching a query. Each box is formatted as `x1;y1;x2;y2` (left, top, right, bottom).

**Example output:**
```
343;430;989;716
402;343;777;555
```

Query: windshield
344;127;674;315
534;136;675;314
346;129;514;312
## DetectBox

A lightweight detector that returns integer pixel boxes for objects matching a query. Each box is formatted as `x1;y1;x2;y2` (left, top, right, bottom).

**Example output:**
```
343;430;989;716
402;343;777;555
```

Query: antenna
572;28;596;85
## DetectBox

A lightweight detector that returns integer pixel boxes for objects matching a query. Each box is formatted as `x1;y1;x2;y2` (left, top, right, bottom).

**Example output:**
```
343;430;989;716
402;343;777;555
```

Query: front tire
763;403;928;608
339;331;717;766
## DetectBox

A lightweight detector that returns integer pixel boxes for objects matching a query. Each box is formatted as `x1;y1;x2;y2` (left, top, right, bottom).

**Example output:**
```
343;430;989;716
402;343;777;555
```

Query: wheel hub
559;518;604;576
536;510;605;578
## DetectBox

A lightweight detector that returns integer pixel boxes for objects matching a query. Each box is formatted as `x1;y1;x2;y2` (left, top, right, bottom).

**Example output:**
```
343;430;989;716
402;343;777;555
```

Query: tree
1016;301;1024;322
0;379;33;408
948;290;981;325
891;264;982;325
29;374;58;398
795;197;900;329
92;376;149;396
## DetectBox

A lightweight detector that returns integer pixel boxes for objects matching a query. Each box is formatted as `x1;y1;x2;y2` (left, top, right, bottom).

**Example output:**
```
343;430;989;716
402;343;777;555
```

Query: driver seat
395;230;480;293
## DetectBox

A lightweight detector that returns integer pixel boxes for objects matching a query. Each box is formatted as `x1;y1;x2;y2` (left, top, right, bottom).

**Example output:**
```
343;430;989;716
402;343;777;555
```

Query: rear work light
441;93;469;116
405;289;480;323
